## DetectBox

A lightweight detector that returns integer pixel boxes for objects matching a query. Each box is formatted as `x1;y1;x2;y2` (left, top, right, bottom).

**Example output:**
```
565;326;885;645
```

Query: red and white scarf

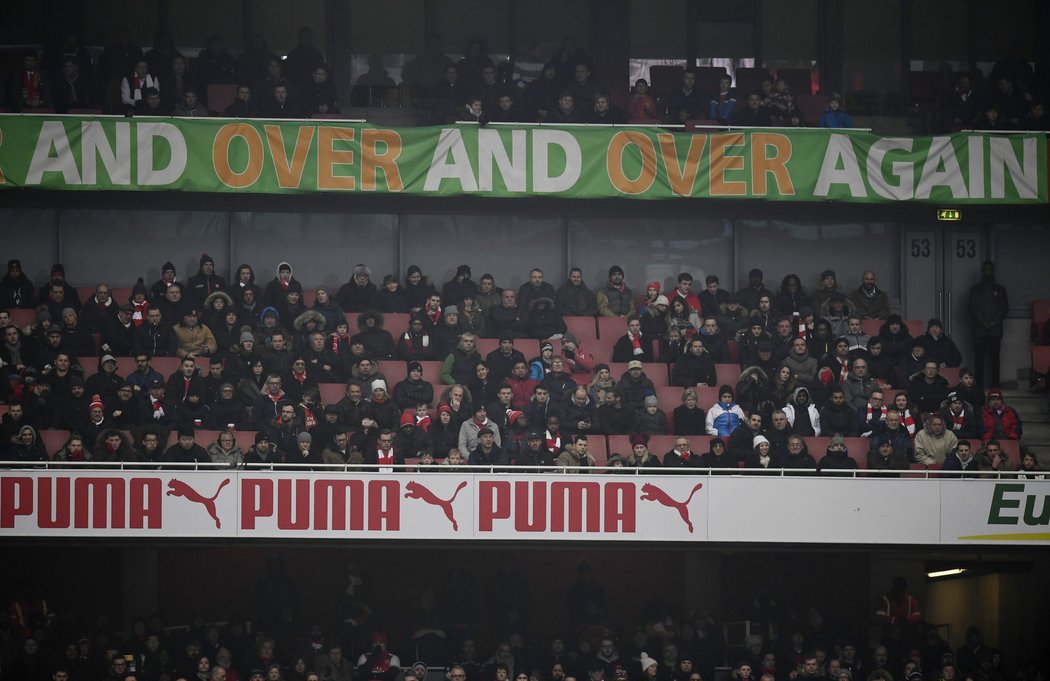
898;409;916;436
866;403;887;423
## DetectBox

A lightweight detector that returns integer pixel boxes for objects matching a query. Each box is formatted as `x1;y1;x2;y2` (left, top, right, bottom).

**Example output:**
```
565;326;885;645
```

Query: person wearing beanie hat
642;280;662;310
747;434;773;469
290;429;321;465
735;267;773;312
706;385;745;437
0;258;35;309
809;268;839;312
639;653;658;677
149;261;178;301
337;263;381;313
438;264;477;309
635;393;669;434
820;91;852;128
187;252;226;305
262;261;302;309
817;432;858;473
921;317;962;368
394;360;435;410
35;305;52;324
598;265;634;317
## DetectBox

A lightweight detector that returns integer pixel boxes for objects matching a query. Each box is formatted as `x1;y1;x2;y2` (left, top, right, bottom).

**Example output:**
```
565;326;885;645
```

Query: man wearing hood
5;424;47;461
352;311;395;359
0;259;35;309
699;437;735;469
522;297;566;340
338;264;380;312
555;268;598;317
263;261;302;308
187;253;226;304
440;264;477;308
783;387;821;436
849;270;889;319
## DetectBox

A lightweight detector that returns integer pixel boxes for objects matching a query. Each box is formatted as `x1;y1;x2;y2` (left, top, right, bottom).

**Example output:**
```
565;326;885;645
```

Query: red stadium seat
417;361;444;385
597;316;628;340
149;357;184;379
1032;346;1050;388
715;364;741;388
564;316;598;343
794;94;825;127
111;287;133;305
39;429;72;459
206;84;238;115
10;309;37;327
318;382;346;406
382;313;411;338
586;436;609;465
940;367;960;387
1033;300;1050;344
997;440;1021;469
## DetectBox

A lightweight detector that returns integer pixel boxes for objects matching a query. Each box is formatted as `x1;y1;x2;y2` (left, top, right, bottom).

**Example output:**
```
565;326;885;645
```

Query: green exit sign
937;209;962;221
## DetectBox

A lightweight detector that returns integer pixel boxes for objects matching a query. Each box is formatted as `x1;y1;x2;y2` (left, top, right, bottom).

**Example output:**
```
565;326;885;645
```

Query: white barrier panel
0;471;1046;544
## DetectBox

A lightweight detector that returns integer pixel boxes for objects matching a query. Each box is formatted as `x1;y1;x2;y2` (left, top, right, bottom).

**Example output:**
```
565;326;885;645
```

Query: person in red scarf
356;632;402;681
612;317;653;363
12;51;51;110
121;58;160;111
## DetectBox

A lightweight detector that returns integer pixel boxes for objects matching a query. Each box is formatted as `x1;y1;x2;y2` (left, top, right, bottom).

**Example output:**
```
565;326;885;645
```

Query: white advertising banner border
0;472;1047;544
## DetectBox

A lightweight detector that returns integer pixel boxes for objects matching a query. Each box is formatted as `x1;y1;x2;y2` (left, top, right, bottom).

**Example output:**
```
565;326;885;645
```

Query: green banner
0;114;1045;203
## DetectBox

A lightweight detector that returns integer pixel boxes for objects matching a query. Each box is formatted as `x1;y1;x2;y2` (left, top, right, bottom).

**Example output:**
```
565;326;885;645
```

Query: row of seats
19;428;1022;470
71;356;961;398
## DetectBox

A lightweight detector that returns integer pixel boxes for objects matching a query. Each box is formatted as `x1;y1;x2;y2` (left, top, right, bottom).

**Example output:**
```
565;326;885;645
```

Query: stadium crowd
2;558;1033;681
0;255;1039;475
4;29;1049;130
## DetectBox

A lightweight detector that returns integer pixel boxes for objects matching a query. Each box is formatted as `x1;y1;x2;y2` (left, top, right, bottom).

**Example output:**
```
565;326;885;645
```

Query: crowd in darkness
0;253;1039;475
2;557;1037;681
4;27;1048;130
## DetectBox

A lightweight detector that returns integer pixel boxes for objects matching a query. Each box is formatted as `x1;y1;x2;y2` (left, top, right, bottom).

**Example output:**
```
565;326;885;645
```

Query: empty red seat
206;83;238;115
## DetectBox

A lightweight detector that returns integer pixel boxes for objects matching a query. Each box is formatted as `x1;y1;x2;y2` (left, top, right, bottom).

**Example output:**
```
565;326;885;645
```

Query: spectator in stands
672;390;705;438
939;390;979;439
707;385;746;437
4;424;47;461
920;319;962;367
285;27;326;90
857;389;886;437
557;434;596;472
732;93;773;126
518;269;557;313
908;361;950;414
783;337;818;387
667;68;702;123
197;35;237;94
174;308;217;359
1024;100;1049;131
969;261;1009;388
11;50;51;111
914;414;958;465
817;434;857;474
163;426;209;465
52;58;95;113
303;64;340;115
980;388;1021;441
708;74;737;124
262;83;301;118
736;268;773;312
225;83;256;116
597;266;634;318
867;434;909;475
547;91;586;124
941;74;982;131
628;78;657;121
173;88;209;117
0;260;34;310
612;317;653;363
943;440;980;476
589;92;626;124
1018;449;1044;479
819;93;852;128
121;58;159;112
554;268;598;318
674;338;716;387
878;315;912;364
635;395;669;434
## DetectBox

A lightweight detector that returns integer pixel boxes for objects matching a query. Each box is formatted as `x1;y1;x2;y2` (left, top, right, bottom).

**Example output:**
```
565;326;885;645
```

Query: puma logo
167;479;231;529
640;483;703;533
404;481;467;530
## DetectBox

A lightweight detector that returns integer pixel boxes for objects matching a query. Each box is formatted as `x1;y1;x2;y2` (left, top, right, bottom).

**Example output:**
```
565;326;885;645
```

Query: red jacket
505;375;539;409
980;405;1022;440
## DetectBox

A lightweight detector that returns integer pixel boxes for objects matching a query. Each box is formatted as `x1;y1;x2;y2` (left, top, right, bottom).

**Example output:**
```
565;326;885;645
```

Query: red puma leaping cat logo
640;483;703;533
167;479;231;529
404;481;468;530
